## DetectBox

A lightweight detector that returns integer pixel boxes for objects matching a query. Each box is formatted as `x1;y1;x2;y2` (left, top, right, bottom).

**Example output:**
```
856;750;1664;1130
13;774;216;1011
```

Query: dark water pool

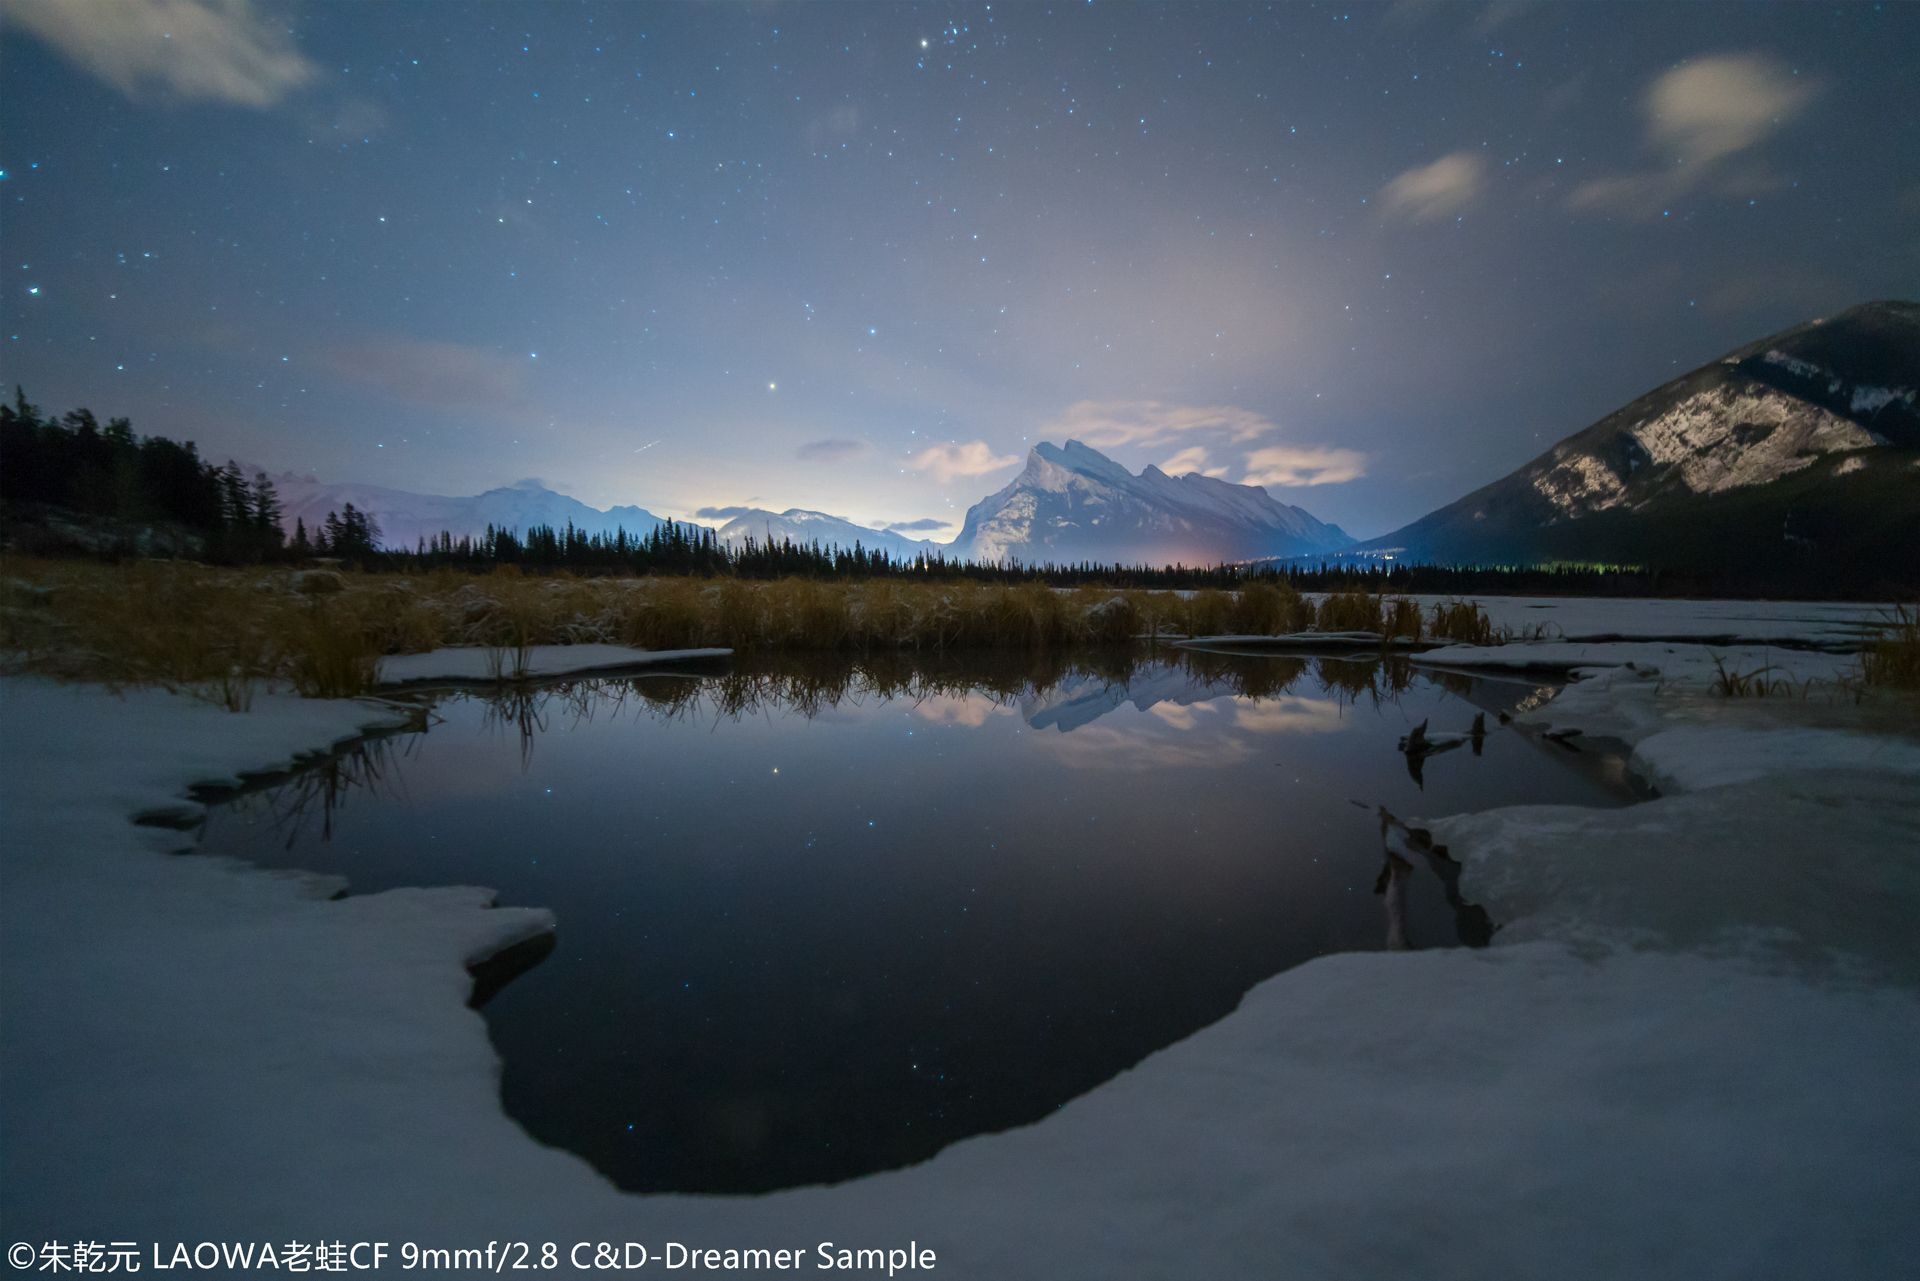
195;649;1629;1194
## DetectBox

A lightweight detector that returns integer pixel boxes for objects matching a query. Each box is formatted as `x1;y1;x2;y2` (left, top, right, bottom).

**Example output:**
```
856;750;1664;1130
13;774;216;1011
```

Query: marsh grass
1427;598;1495;645
1707;653;1796;697
1859;604;1920;690
0;560;1353;704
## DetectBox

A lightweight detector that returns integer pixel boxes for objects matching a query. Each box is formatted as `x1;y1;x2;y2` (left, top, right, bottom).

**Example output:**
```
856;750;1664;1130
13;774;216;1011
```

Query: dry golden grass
0;560;1335;703
4;560;1534;705
1860;604;1920;690
1426;597;1496;645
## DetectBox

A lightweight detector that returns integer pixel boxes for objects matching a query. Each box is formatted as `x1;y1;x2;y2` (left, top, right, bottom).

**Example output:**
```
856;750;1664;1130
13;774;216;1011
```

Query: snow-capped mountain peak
950;439;1351;566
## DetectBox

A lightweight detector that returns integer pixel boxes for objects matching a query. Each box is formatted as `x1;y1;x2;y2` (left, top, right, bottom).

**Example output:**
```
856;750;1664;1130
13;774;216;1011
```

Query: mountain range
269;300;1916;582
703;508;936;559
1349;299;1920;582
946;440;1352;566
271;475;667;552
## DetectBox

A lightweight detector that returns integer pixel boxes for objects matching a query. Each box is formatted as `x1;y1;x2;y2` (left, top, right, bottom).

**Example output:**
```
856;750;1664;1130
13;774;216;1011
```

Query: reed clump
1859;604;1920;690
1315;589;1384;633
1427;598;1496;645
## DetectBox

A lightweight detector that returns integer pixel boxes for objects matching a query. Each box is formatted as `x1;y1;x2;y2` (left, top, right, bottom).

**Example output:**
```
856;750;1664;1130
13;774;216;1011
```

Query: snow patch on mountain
1535;451;1630;517
1762;348;1838;390
1851;385;1915;417
1628;387;1873;492
1530;385;1876;518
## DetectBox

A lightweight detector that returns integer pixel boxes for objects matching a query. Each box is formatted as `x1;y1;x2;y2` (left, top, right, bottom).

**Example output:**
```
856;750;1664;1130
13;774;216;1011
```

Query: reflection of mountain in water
1020;665;1229;732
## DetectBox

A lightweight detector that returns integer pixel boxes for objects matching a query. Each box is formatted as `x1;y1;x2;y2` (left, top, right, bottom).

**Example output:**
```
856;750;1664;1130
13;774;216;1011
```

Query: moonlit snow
3;604;1917;1277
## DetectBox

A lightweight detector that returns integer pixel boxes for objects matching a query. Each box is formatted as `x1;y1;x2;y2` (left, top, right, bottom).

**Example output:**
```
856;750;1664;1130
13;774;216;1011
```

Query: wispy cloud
1158;445;1228;478
909;440;1021;483
1046;400;1270;449
320;338;526;412
1241;445;1369;488
695;505;757;520
1569;54;1819;218
797;437;872;462
881;517;952;532
7;0;318;107
1380;152;1485;223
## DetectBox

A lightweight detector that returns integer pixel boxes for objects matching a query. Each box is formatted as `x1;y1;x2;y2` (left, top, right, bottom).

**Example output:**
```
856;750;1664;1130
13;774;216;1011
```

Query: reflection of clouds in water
1145;701;1223;731
912;693;1016;727
1231;696;1344;735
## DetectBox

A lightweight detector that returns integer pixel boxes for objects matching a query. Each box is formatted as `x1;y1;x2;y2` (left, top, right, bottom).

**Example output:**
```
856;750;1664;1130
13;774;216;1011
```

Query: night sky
4;1;1916;541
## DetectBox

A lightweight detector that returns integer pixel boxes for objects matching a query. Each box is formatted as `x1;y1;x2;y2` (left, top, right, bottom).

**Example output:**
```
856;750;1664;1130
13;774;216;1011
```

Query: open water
195;648;1632;1194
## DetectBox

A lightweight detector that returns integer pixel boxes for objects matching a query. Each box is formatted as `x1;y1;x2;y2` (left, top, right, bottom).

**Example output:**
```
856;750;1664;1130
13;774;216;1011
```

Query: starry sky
4;0;1916;542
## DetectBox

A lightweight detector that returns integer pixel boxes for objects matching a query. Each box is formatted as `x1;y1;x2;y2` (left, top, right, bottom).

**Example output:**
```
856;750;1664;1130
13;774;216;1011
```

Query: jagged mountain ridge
950;440;1352;566
271;477;933;558
1352;300;1920;575
708;508;937;558
269;476;667;551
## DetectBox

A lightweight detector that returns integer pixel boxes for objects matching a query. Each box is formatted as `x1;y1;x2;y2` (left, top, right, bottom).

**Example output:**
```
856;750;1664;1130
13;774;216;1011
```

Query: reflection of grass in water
1311;654;1415;707
214;730;417;849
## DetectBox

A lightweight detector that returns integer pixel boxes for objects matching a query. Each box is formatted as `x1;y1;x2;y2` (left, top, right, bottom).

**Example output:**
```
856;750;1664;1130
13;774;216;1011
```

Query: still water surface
197;649;1629;1194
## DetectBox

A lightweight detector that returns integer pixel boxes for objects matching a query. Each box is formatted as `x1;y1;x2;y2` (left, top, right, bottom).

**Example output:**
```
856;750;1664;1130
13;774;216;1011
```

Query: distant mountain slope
270;476;665;551
1355;300;1920;580
949;440;1352;567
708;508;936;559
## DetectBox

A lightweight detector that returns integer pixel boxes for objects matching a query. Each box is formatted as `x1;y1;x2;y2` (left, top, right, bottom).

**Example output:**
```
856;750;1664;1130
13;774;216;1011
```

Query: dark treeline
1;388;288;562
1;389;394;564
385;521;1680;594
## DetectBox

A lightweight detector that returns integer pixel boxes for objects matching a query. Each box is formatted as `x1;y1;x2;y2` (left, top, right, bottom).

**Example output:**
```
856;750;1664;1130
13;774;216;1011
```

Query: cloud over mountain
909;440;1021;483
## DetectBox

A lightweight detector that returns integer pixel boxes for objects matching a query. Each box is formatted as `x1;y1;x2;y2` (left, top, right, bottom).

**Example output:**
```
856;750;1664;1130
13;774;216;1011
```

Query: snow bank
5;609;1919;1275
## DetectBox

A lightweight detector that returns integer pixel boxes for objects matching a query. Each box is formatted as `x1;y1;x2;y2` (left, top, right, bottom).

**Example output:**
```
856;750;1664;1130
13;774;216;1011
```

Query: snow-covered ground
3;612;1918;1277
1402;594;1895;648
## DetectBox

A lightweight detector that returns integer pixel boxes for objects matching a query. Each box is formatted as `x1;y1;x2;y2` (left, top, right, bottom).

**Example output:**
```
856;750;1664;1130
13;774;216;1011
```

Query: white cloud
1159;445;1227;478
7;0;319;107
1242;445;1369;488
1046;400;1272;449
908;440;1021;483
1570;54;1818;217
1379;152;1485;223
1646;54;1816;162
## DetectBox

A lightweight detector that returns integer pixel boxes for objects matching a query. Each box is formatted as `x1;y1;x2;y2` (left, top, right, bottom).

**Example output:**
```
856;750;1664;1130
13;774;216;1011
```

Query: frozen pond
195;650;1632;1194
